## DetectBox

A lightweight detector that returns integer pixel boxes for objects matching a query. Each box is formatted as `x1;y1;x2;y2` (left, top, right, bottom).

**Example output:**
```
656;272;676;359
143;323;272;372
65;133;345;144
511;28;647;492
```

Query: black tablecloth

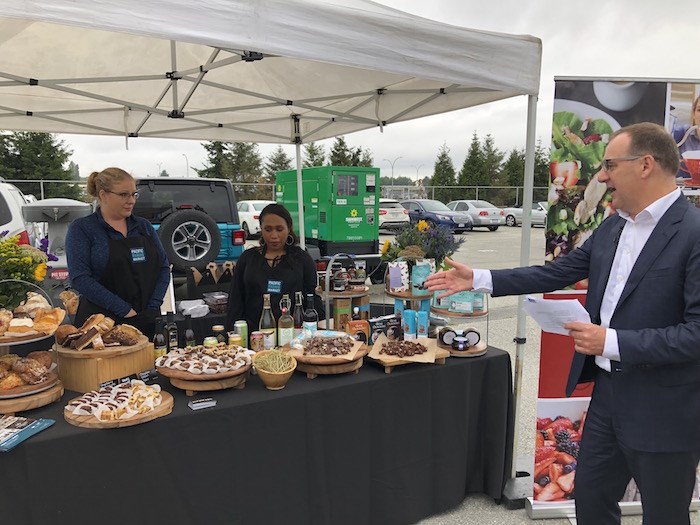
2;348;513;525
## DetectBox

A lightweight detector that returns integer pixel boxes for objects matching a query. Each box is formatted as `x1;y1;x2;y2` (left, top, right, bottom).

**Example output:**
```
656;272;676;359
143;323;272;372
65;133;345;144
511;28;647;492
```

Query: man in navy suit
426;123;700;525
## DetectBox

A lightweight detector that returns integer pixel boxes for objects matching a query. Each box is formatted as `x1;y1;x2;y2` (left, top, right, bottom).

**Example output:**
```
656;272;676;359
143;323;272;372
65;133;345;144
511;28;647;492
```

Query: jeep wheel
158;210;221;271
242;222;251;239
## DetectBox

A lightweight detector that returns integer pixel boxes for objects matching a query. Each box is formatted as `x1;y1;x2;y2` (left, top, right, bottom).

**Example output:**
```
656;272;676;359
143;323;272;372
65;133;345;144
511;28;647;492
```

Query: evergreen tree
431;143;456;203
159;169;170;177
302;142;326;167
329;136;352;165
67;161;80;180
481;134;504;185
264;145;293;180
458;132;484;189
0;132;81;199
228;142;266;200
501;148;525;205
196;141;231;179
350;146;374;167
533;139;551;201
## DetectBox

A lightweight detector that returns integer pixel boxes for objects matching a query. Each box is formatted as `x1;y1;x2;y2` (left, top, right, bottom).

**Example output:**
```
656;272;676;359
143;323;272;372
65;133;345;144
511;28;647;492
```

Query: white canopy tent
0;0;541;484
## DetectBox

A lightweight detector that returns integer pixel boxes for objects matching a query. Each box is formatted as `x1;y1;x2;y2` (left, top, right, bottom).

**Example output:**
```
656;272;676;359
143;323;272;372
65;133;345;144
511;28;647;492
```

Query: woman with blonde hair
65;168;169;338
673;94;700;155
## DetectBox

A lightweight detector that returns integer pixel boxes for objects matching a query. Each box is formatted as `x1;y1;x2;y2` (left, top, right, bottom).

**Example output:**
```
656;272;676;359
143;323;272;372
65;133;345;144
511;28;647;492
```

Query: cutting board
63;391;174;429
0;382;64;415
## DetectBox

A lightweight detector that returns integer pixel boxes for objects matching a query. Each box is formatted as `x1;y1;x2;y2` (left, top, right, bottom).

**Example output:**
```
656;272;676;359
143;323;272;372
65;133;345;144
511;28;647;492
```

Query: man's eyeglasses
105;190;139;200
600;156;644;172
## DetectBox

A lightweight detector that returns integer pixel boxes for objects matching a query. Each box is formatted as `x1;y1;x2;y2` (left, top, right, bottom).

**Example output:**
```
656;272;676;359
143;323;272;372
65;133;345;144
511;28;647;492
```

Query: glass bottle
292;291;304;338
164;311;179;352
153;317;167;360
184;314;196;347
302;293;318;336
259;293;277;349
352;306;360;321
278;294;295;347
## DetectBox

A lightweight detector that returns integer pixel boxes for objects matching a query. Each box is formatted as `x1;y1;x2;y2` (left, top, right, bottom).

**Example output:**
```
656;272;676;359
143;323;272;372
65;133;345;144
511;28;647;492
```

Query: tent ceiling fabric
0;0;541;144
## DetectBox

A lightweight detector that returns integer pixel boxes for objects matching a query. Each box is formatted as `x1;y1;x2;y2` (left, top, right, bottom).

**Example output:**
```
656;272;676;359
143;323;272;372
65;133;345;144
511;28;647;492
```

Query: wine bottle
292;291;304;338
302;293;318;336
184;314;196;347
278;294;295;347
259;293;277;349
153;317;167;360
164;311;179;352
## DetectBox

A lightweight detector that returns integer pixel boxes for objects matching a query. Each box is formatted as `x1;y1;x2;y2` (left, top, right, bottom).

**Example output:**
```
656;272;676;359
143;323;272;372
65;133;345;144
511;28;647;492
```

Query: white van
0;180;31;244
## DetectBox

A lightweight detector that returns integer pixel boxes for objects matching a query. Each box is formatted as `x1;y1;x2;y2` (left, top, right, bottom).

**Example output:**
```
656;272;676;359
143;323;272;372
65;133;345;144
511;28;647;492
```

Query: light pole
383;156;402;198
181;153;190;177
157;162;162;177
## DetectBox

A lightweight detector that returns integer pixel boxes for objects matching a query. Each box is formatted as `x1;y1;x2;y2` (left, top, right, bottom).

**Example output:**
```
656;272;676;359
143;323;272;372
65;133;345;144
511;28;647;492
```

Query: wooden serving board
64;391;174;429
0;372;59;399
0;382;64;415
288;341;366;365
294;346;368;379
449;340;488;358
315;285;369;299
157;362;251;381
430;306;488;318
55;335;149;358
368;334;449;374
169;371;249;396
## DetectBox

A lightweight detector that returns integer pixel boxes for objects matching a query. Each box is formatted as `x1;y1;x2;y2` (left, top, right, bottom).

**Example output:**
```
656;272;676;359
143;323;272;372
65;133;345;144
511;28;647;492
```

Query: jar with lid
212;324;226;344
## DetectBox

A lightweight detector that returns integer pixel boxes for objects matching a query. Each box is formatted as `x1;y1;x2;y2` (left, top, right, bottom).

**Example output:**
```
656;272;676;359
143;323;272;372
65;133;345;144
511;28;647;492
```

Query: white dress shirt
472;188;681;371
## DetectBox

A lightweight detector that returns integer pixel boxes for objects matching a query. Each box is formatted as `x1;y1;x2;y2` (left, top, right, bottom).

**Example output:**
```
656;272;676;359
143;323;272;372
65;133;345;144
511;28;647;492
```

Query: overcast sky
58;0;698;182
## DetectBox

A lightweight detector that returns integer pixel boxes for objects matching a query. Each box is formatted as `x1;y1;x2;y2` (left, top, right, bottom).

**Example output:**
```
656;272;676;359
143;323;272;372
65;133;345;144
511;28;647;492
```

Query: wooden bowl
252;350;297;391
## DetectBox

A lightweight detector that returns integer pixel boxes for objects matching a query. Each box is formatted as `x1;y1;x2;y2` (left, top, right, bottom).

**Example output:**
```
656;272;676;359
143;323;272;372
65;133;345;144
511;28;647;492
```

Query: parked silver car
502;201;548;227
446;199;505;231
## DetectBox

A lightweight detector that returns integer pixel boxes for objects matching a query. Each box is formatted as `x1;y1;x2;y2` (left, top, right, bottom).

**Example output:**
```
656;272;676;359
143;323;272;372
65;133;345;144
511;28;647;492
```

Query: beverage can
250;331;265;352
228;332;242;346
234;320;248;348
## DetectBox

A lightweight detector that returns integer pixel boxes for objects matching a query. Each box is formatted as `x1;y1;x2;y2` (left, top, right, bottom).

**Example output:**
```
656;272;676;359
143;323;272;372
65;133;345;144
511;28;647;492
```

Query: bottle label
278;327;294;347
262;331;276;349
302;321;318;336
154;345;167;359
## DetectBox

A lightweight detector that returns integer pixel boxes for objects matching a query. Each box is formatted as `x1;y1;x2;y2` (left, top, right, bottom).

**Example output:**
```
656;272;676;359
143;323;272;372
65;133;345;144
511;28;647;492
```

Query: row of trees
0;132;550;204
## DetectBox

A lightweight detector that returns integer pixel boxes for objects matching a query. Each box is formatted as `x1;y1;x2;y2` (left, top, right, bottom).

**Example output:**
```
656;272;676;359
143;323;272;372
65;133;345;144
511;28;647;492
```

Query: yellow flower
34;262;47;282
417;220;429;232
381;239;391;255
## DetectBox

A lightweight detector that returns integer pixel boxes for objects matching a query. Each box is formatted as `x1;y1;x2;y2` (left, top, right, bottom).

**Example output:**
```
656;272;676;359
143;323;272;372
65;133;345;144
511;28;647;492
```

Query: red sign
50;269;69;280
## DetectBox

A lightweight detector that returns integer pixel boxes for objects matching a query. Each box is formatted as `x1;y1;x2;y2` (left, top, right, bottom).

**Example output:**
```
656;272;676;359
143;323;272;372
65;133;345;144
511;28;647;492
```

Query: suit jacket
491;194;700;452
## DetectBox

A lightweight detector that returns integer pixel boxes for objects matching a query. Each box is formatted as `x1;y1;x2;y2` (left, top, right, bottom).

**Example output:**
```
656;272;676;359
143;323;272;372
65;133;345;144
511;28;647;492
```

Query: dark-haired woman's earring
286;234;294;246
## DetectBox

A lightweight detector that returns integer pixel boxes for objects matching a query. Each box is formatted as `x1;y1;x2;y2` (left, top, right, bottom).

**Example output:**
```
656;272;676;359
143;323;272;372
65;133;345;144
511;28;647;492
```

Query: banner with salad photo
529;78;700;519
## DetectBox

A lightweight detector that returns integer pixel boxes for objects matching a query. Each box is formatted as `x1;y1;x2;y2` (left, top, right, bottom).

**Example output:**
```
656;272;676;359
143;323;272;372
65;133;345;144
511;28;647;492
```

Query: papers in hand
522;296;590;336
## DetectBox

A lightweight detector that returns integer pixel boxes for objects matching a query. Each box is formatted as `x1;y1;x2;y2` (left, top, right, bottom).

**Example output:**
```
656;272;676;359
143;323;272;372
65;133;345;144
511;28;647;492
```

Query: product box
369;315;390;345
352;295;370;320
386;261;409;293
333;298;353;332
385;315;402;341
432;290;451;309
448;291;474;314
347;319;370;344
411;258;435;296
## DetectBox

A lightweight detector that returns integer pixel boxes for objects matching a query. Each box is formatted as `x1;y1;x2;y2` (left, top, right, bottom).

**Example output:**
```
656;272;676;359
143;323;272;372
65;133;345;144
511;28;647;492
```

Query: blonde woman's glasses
105;190;139;201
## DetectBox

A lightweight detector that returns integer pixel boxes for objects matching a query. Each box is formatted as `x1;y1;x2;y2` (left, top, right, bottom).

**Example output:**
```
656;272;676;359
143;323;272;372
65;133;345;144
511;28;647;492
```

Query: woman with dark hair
673;94;700;155
225;203;317;337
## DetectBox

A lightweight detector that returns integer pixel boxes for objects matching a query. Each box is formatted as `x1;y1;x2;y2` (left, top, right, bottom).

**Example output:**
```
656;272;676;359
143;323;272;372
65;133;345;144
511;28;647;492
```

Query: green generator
275;166;380;256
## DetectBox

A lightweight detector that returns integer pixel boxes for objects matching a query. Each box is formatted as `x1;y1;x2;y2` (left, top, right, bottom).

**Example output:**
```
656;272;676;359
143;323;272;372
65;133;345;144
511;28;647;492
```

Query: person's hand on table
425;257;474;299
564;321;606;356
125;309;137;318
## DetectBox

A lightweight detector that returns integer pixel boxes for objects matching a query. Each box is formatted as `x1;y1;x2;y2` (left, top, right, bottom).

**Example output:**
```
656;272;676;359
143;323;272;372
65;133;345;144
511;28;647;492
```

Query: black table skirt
2;348;513;525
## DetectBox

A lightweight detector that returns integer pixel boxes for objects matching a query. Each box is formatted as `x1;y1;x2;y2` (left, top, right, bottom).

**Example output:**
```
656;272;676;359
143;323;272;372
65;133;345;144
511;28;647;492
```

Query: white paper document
522;295;591;336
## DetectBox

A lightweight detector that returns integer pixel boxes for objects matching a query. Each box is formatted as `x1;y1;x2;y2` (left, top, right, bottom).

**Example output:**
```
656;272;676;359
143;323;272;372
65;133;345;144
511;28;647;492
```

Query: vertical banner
528;78;700;518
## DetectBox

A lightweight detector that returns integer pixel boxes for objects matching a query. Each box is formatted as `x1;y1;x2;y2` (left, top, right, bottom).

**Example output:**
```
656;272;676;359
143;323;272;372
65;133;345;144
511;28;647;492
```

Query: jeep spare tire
158;210;221;271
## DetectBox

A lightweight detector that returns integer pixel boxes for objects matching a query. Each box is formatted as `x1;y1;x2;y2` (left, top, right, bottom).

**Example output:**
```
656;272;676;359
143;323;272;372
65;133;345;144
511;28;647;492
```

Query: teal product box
394;298;405;316
416;311;429;338
473;292;485;312
433;290;450;309
403;309;417;336
419;299;431;312
411;259;435;296
448;291;474;313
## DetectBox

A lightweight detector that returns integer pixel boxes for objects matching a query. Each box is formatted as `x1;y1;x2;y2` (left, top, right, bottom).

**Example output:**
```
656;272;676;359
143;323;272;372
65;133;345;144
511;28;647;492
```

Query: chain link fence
5;178;547;207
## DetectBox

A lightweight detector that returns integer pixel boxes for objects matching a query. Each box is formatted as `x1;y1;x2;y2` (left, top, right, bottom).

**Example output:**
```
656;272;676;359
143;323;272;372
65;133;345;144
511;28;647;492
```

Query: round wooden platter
0;371;59;399
295;345;369;379
0;381;64;415
430;306;488;318
170;370;250;396
64;391;174;429
54;335;149;359
385;289;432;301
157;361;251;381
372;347;450;374
0;332;54;352
315;285;369;299
448;340;488;358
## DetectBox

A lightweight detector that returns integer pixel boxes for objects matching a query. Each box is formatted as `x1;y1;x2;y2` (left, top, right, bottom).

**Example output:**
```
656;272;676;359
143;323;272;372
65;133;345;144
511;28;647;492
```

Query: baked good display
55;319;145;350
156;344;253;377
102;324;142;346
64;379;163;421
0;352;56;393
55;324;79;346
13;292;51;318
0;296;67;340
4;318;37;338
302;335;354;356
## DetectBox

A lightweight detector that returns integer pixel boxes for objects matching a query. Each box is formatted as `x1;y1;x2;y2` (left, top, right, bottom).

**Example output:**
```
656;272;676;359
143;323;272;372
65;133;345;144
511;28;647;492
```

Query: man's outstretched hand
425;257;474;299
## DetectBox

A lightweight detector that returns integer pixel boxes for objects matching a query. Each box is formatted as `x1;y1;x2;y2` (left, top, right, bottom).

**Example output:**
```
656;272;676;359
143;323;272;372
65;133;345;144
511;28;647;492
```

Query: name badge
130;247;146;263
267;280;282;294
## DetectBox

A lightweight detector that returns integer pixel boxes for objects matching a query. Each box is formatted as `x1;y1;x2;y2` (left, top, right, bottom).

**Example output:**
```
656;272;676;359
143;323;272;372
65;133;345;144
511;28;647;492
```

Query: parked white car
378;198;410;231
0;180;32;244
237;200;275;238
446;199;505;231
502;201;548;227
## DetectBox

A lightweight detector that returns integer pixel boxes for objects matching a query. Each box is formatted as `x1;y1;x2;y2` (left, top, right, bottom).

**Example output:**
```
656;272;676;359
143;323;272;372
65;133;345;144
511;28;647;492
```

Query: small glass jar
451;336;469;352
212;324;226;344
203;336;218;348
